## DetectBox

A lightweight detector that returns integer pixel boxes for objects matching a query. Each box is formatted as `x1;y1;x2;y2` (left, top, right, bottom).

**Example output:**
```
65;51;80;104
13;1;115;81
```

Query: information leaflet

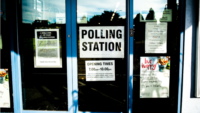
85;60;115;81
80;26;124;58
34;29;62;68
0;69;10;108
145;22;167;53
140;56;170;98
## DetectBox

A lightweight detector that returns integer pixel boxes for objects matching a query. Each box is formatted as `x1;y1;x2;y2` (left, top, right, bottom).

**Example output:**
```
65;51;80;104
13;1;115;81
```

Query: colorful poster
79;26;124;58
140;56;170;98
85;60;115;81
34;29;62;68
145;22;167;53
0;69;10;108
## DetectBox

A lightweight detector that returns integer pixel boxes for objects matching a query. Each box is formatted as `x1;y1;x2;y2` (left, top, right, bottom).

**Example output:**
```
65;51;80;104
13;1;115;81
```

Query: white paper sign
85;60;115;81
0;69;10;108
145;22;167;53
80;26;124;58
140;56;170;98
34;29;62;68
160;9;172;22
56;13;65;24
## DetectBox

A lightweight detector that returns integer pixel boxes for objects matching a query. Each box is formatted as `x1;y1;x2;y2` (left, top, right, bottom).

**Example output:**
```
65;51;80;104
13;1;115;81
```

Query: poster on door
85;60;115;81
34;29;62;68
79;26;124;58
145;22;167;53
0;69;10;108
140;56;170;98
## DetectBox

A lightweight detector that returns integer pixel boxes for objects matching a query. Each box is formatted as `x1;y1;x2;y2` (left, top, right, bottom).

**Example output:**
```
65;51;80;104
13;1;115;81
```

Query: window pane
0;0;14;111
20;0;68;110
22;0;65;24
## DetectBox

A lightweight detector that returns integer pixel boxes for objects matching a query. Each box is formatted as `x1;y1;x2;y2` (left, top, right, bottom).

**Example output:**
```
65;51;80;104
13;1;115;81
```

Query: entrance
11;0;182;113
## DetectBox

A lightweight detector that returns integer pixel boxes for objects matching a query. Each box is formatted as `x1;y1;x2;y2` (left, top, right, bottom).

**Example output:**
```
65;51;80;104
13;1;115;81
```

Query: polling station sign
79;26;124;58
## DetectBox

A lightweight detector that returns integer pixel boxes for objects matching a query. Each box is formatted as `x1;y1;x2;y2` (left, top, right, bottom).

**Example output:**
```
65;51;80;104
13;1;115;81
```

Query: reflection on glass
1;0;6;50
22;0;65;24
77;0;126;24
134;0;167;22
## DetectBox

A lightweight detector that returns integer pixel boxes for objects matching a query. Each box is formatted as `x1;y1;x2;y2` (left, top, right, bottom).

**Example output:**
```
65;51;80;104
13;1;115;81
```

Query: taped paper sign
34;29;62;68
145;22;167;53
85;60;115;81
160;9;172;22
79;26;124;58
0;69;10;108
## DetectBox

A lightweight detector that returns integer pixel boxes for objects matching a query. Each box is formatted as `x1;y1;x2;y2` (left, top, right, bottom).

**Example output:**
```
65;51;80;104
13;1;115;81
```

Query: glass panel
20;0;68;110
77;0;127;112
22;0;65;24
133;0;180;112
0;0;13;112
0;0;14;112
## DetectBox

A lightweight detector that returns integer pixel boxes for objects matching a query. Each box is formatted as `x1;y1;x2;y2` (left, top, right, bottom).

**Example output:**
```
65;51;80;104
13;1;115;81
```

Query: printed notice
160;9;172;22
140;56;170;98
34;29;62;68
85;60;115;81
80;26;124;58
145;22;167;53
0;69;10;108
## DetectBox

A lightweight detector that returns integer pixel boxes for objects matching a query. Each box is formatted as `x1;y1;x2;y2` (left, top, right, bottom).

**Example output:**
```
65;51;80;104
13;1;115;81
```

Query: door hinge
130;29;134;37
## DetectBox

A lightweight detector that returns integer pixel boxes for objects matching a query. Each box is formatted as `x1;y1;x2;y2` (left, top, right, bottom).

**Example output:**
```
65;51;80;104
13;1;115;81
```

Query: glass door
73;0;128;112
16;0;73;112
132;0;181;113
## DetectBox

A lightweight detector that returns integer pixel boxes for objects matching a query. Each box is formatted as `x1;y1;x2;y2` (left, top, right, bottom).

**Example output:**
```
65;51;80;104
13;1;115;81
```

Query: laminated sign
79;26;124;58
85;60;115;81
145;22;167;53
34;29;62;68
140;56;170;98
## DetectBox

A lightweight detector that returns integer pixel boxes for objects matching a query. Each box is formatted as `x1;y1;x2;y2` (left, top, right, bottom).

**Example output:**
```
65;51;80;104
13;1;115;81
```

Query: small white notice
160;9;172;22
80;26;124;58
34;29;62;68
56;13;65;24
145;22;167;53
85;60;115;81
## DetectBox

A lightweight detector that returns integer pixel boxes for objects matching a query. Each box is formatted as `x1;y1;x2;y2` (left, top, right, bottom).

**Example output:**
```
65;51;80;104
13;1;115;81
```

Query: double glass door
18;0;128;112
